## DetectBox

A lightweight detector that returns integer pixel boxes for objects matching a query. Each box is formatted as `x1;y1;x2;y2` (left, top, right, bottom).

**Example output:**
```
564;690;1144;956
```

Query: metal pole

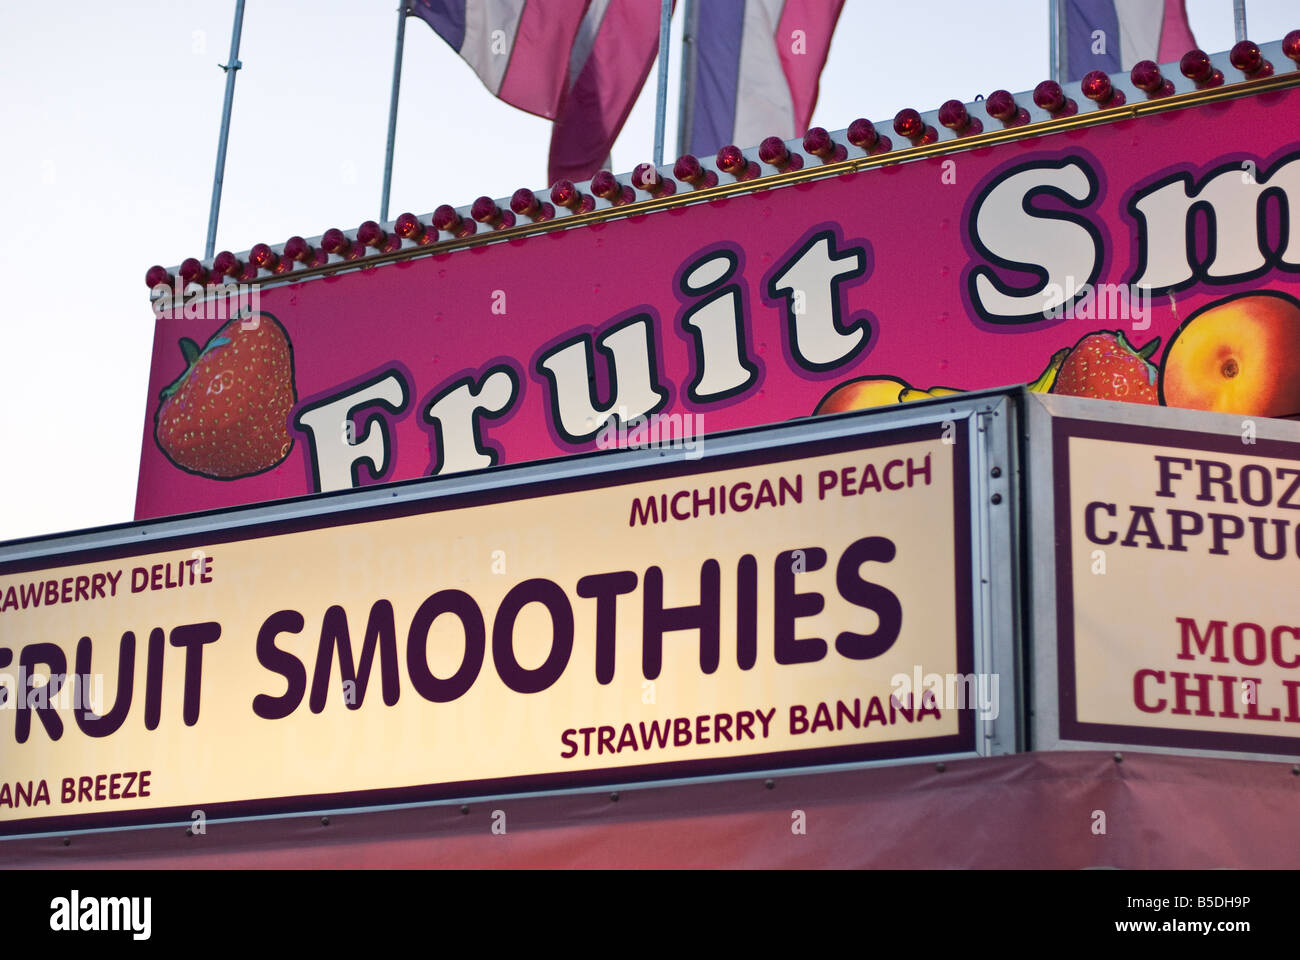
381;3;408;223
652;0;672;166
1048;0;1063;85
205;0;246;260
1233;0;1247;42
675;0;697;157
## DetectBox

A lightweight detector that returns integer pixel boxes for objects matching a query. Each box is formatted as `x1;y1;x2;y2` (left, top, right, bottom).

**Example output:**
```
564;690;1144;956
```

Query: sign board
1;397;1016;836
136;62;1300;520
1029;392;1300;759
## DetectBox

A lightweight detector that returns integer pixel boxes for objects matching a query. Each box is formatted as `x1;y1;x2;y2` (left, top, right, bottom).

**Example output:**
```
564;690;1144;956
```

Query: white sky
0;0;1293;542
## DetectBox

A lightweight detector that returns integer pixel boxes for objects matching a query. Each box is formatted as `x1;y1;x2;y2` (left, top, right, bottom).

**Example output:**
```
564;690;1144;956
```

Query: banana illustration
1027;348;1070;393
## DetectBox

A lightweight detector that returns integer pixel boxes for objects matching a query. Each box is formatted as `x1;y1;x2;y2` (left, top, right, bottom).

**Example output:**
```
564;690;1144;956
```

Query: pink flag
410;0;592;119
548;0;668;185
1157;0;1197;64
681;0;845;158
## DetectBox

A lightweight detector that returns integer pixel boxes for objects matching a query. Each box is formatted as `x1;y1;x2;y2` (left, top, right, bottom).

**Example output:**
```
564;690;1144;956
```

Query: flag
408;0;591;119
1062;0;1197;82
680;0;844;158
548;1;668;186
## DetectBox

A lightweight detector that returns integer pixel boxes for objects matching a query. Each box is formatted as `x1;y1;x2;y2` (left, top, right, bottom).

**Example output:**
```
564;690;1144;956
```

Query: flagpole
380;3;408;223
1048;0;1063;84
676;0;698;157
1233;0;1247;42
205;0;246;260
652;0;672;166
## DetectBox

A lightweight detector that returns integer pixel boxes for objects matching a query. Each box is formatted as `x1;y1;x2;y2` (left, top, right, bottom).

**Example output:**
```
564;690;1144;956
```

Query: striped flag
549;1;668;185
680;0;844;158
1062;0;1197;82
408;0;591;119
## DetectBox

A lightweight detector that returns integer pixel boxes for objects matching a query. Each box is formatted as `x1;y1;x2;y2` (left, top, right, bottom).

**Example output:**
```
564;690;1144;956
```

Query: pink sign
137;83;1300;519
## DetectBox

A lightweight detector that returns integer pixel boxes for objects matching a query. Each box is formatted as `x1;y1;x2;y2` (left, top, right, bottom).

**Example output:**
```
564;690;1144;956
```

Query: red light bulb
1033;80;1078;117
986;90;1017;120
758;136;803;171
470;196;514;228
394;212;426;241
802;127;831;156
283;236;314;263
716;144;744;173
1230;39;1262;73
356;221;387;250
1230;39;1273;77
715;145;758;180
470;196;499;222
145;265;172;289
1180;50;1223;88
1080;70;1125;106
1130;60;1165;94
801;127;845;163
893;109;923;140
1180;49;1212;81
938;99;983;135
590;170;633;205
179;257;207;286
846;118;890;154
249;243;279;271
321;228;351;257
549;180;594;213
550;180;578;209
1284;30;1300;65
893;109;937;146
672;154;718;190
432;204;466;235
212;250;242;278
846;118;876;149
590;170;618;197
937;100;966;129
510;187;555;221
632;162;676;197
510;187;538;215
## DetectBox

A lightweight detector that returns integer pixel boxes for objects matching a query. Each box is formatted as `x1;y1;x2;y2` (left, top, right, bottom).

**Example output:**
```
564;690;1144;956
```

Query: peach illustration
814;376;911;415
1160;292;1300;418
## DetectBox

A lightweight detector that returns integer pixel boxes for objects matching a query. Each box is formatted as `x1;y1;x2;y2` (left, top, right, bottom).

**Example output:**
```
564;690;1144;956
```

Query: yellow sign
1059;420;1300;755
0;427;972;833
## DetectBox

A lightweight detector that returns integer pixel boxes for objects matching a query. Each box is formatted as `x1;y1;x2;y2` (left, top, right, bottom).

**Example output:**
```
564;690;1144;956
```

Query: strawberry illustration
154;312;297;479
1050;330;1161;404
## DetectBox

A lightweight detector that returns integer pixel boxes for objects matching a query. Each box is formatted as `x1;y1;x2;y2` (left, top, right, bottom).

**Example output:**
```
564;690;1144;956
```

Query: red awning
6;750;1300;868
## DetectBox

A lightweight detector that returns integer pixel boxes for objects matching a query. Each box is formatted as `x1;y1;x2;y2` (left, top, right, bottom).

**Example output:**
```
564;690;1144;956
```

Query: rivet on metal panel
62;837;71;846
321;816;330;826
610;792;620;802
1292;765;1299;776
935;762;946;772
991;493;1003;505
1113;752;1124;763
460;804;470;814
764;778;775;790
990;466;1002;478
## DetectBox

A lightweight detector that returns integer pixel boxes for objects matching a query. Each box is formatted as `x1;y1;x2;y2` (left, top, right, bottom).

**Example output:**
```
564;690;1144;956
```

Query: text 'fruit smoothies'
0;406;1013;837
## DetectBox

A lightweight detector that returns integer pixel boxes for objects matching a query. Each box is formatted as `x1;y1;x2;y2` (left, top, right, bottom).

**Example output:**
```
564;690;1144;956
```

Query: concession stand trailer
3;32;1300;867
